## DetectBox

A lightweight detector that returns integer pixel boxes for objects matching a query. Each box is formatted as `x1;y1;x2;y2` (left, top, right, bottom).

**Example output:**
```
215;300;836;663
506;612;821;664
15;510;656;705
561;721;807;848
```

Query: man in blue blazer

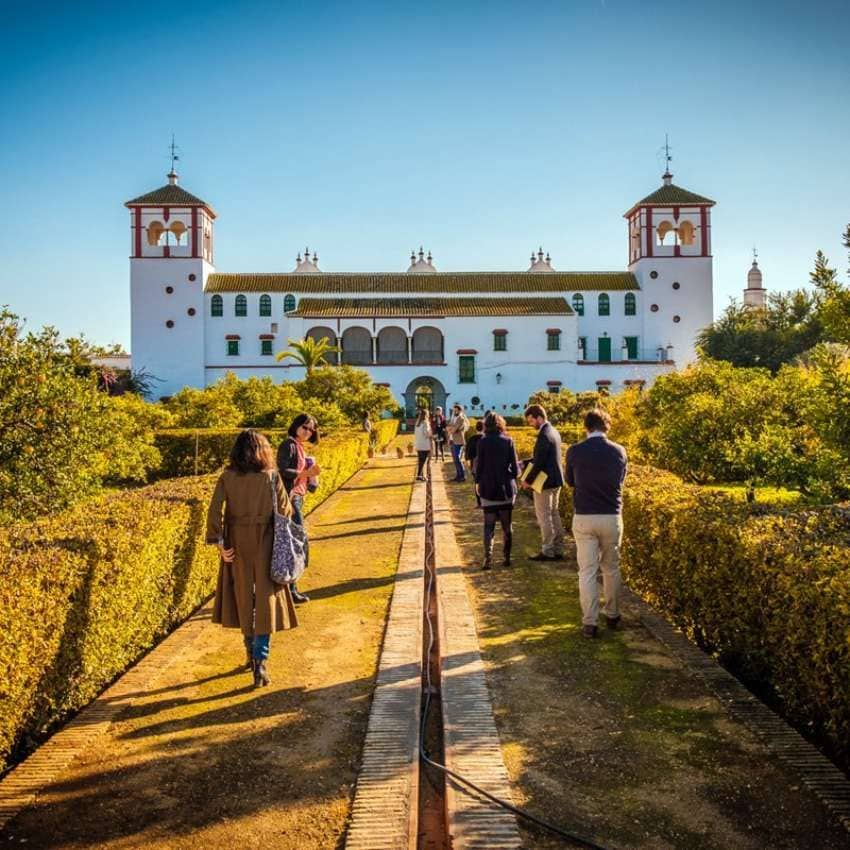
565;408;628;638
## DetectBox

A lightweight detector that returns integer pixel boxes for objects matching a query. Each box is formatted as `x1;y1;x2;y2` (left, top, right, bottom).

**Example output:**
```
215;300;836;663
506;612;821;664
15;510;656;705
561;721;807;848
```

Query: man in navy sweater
565;408;628;638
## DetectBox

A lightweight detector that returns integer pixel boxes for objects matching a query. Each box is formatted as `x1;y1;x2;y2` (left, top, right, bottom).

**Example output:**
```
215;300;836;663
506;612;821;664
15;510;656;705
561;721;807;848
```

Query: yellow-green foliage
581;464;850;770
0;424;397;772
154;422;398;480
0;475;218;772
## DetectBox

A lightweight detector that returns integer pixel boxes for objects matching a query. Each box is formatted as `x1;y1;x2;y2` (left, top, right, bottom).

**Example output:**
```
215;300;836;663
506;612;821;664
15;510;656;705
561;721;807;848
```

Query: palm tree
276;337;340;374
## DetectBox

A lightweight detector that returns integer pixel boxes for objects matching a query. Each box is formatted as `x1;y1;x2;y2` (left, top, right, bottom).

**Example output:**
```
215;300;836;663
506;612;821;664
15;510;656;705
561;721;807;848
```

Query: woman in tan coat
206;430;298;687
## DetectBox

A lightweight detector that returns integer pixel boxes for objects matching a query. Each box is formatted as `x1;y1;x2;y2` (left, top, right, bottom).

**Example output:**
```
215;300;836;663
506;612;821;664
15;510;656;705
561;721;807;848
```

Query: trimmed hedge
0;475;219;772
0;421;398;773
153;420;398;480
558;464;850;771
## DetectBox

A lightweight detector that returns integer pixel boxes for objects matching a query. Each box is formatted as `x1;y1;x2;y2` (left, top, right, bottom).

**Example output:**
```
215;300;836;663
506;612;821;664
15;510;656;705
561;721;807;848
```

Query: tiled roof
206;271;638;294
287;297;574;318
125;183;214;211
625;183;715;215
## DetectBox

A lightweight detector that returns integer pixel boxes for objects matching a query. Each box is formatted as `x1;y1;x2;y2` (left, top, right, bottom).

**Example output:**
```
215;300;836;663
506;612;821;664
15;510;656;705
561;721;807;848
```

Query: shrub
0;475;219;772
296;366;396;422
0;311;119;521
569;464;850;771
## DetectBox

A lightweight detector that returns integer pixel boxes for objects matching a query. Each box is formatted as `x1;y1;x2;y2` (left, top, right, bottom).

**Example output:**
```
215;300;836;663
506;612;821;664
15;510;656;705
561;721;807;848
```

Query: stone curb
432;465;523;850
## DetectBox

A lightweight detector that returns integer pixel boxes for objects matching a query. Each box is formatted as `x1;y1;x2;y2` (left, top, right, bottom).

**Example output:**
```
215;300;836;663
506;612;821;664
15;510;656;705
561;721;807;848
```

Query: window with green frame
283;293;296;312
624;336;638;359
572;293;585;315
261;339;273;356
259;294;272;316
625;292;636;316
547;330;561;351
598;293;610;316
493;331;507;351
227;339;239;356
210;294;223;317
235;294;247;317
458;355;475;383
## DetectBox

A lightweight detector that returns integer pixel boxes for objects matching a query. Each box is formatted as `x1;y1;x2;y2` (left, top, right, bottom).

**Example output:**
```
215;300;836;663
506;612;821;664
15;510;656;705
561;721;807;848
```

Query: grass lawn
441;459;848;850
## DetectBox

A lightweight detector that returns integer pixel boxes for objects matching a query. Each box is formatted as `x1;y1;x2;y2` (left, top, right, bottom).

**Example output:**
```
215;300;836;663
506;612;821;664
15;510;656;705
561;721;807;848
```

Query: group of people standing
205;413;320;687
413;403;469;482
447;402;629;640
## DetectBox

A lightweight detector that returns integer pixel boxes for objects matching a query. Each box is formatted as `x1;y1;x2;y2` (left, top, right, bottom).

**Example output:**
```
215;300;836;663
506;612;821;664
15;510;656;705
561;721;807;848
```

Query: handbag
269;472;307;585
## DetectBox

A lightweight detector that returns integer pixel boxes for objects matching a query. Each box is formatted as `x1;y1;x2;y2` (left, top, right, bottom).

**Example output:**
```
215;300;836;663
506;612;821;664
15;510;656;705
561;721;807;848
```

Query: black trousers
416;450;430;477
483;506;513;557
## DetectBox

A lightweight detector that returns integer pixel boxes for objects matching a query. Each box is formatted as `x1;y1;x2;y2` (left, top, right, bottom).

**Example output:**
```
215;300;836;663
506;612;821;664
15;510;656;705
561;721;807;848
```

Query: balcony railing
341;351;373;366
376;349;408;364
411;349;443;363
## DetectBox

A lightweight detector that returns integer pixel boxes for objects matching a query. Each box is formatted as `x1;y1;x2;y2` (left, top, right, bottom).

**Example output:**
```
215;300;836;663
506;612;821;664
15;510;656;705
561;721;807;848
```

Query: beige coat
206;468;298;636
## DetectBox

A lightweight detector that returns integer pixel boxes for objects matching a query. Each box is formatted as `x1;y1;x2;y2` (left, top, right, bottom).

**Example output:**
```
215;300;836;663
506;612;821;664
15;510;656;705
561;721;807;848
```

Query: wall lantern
495;372;503;384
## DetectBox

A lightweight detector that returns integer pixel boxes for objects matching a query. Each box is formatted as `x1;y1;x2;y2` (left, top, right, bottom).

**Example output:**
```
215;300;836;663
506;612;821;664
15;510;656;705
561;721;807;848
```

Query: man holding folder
522;404;565;561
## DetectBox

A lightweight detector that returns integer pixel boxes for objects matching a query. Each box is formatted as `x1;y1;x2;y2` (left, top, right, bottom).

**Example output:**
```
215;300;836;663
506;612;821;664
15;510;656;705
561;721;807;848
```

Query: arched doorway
403;376;447;418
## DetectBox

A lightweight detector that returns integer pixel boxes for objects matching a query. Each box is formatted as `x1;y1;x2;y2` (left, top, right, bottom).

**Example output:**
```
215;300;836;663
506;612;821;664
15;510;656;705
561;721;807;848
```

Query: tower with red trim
624;168;715;365
125;169;215;395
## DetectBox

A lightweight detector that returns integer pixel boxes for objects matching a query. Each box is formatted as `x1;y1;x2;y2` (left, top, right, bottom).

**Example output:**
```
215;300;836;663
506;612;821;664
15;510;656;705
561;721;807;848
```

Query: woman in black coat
473;413;519;570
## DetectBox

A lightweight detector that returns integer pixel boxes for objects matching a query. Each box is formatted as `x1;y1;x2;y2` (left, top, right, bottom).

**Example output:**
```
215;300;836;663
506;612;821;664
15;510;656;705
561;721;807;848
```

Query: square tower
624;171;715;365
125;171;215;397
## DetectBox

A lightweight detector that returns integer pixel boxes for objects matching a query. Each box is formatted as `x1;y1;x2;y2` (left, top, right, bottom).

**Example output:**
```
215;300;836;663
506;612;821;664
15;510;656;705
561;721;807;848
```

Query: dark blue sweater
565;435;628;514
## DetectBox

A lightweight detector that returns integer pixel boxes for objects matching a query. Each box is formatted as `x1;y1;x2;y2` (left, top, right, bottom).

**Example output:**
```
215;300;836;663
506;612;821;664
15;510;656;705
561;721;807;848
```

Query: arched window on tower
210;294;223;317
625;293;636;316
259;294;272;316
235;294;247;317
572;293;585;316
147;221;165;246
167;221;187;246
656;220;676;246
284;293;296;313
598;293;610;316
678;220;695;245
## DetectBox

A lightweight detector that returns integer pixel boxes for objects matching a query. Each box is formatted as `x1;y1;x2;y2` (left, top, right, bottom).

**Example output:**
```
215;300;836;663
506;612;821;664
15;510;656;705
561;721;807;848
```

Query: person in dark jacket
276;413;320;603
473;413;519;569
465;419;484;474
522;404;565;561
565;408;628;638
431;407;447;460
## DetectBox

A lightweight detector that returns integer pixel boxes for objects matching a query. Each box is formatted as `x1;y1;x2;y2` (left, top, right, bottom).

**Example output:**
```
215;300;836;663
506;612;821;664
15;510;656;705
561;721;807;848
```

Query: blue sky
0;0;847;348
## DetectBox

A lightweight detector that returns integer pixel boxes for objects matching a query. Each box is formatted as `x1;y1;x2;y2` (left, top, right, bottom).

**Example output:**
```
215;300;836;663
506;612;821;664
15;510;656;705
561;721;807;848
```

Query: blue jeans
451;443;465;480
244;633;270;660
290;493;309;570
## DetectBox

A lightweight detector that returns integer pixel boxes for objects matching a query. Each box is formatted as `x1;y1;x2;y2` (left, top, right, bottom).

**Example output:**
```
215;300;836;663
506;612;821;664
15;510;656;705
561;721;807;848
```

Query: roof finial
753;245;758;264
419;245;424;259
662;133;673;185
167;134;180;184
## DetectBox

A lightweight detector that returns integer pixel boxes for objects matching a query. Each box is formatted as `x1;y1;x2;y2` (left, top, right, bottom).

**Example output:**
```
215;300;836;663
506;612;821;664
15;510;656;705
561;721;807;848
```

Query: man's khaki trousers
571;513;623;626
532;487;565;556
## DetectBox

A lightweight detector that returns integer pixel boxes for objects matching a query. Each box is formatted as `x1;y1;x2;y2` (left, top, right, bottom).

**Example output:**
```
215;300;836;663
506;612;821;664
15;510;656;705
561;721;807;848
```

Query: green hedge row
0;420;398;773
153;420;398;479
557;464;850;771
0;475;219;772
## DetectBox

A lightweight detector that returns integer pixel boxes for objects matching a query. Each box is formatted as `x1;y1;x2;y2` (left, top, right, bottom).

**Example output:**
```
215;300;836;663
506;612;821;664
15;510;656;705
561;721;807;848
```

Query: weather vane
663;133;672;175
169;134;180;173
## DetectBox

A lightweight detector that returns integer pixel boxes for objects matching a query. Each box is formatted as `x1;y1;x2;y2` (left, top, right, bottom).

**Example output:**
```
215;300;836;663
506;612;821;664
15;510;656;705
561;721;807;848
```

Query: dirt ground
442;459;849;850
2;450;414;850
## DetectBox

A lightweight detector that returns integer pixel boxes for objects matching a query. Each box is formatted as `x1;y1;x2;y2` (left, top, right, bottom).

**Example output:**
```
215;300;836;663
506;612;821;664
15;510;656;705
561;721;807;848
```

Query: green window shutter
547;331;561;351
493;332;507;351
227;339;240;356
598;293;610;316
598;337;611;362
259;294;272;316
284;294;296;312
210;295;223;317
625;292;636;316
458;355;476;383
572;293;584;315
235;294;247;317
261;339;273;356
625;336;638;359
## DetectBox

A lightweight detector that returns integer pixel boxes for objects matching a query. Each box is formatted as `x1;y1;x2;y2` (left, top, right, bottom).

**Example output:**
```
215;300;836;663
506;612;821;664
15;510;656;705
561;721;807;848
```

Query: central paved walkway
2;453;414;850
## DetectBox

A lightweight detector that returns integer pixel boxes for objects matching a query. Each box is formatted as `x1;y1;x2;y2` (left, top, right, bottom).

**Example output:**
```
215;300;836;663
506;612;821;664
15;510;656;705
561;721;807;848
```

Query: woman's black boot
503;532;513;568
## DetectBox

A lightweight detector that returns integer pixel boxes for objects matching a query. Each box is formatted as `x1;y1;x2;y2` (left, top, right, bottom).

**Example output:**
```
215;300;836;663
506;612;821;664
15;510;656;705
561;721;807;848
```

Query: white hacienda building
127;167;720;414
